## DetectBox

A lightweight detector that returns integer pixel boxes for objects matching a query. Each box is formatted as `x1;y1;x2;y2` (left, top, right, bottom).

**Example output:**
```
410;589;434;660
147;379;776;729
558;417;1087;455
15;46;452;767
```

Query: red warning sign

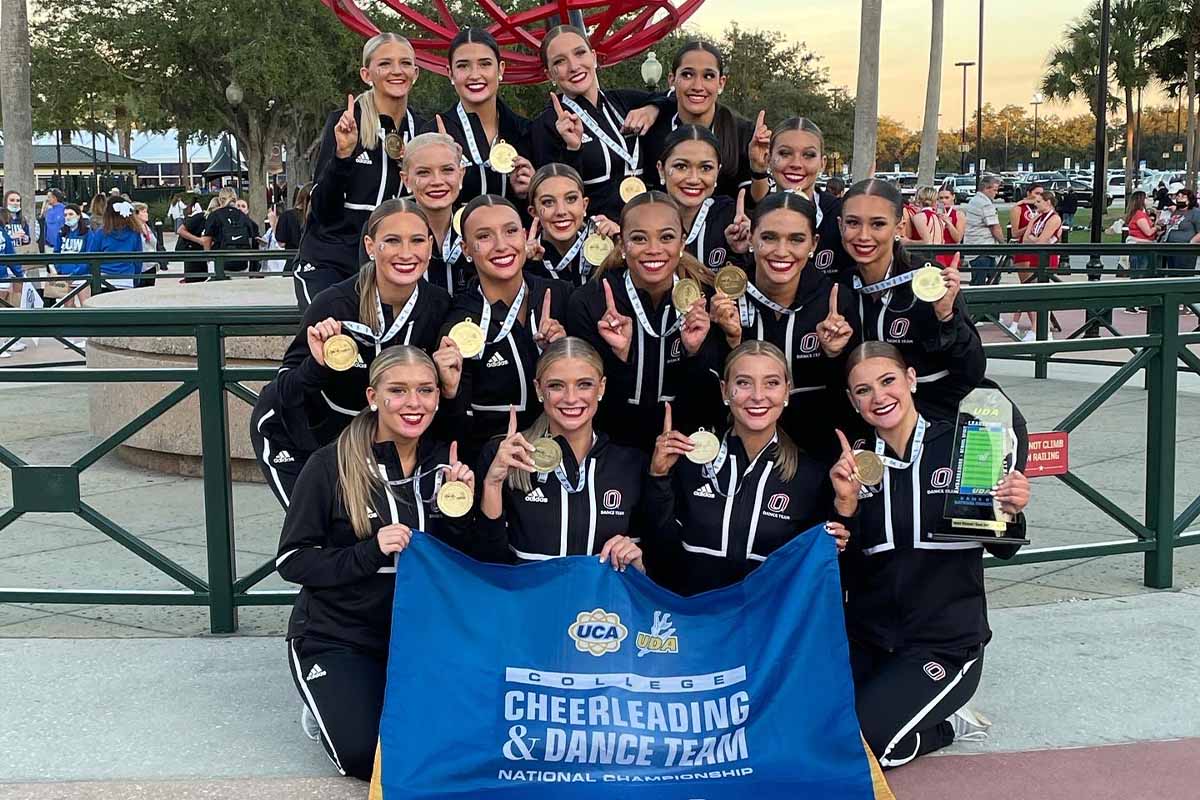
1026;432;1069;477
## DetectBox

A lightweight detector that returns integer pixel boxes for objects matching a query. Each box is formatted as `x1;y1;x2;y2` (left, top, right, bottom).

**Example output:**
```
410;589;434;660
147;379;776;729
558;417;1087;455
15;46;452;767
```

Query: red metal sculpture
321;0;707;84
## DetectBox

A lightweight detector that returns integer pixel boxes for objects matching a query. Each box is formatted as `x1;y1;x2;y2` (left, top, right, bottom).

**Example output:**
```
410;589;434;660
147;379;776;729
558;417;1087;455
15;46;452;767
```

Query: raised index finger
736;188;746;220
528;218;540;242
603;279;618;315
541;288;552;323
347;93;355;116
551;92;565;119
507;405;518;437
449;440;458;465
435;114;447;135
828;283;840;316
755;109;765;132
663;401;673;434
835;428;853;458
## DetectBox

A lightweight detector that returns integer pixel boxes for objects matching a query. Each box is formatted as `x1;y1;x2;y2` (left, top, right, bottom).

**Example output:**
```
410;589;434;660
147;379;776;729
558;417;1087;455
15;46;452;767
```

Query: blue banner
378;526;886;799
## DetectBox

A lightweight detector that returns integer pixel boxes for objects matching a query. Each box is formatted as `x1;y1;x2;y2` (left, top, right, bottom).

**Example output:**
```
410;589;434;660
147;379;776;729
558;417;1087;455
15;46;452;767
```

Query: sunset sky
681;0;1169;130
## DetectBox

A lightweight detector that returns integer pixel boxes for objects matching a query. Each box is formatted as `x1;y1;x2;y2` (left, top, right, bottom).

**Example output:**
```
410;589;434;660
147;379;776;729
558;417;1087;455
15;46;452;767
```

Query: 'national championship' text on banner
375;527;892;799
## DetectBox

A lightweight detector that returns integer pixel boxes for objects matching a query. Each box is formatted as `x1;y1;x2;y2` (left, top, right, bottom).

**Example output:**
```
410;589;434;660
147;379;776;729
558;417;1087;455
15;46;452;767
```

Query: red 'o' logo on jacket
889;318;911;339
931;467;954;489
766;493;790;513
603;490;622;510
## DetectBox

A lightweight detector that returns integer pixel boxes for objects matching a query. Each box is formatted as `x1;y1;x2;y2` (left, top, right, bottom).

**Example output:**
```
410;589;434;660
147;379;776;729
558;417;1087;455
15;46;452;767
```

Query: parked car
1106;175;1126;200
1040;178;1111;209
897;175;919;200
939;175;978;203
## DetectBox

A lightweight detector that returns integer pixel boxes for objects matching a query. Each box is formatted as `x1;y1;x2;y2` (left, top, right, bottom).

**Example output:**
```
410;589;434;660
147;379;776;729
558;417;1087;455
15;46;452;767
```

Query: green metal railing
0;246;1195;632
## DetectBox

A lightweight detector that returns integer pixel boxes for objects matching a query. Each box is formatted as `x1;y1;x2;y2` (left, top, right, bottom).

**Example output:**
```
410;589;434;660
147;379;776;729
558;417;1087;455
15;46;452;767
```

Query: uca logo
568;609;628;657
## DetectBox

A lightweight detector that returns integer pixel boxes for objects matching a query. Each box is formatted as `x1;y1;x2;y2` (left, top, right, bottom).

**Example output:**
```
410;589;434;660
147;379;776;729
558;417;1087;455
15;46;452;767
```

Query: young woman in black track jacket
657;124;752;272
689;192;859;463
831;342;1029;771
276;346;476;781
251;199;455;508
401;132;472;296
420;29;534;209
523;163;620;287
437;195;573;464
645;341;849;595
295;34;425;308
529;25;662;220
564;191;721;452
476;337;649;569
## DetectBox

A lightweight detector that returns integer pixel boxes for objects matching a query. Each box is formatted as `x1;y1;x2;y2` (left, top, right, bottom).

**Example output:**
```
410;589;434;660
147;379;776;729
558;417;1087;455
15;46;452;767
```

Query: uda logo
569;609;628;657
636;610;679;657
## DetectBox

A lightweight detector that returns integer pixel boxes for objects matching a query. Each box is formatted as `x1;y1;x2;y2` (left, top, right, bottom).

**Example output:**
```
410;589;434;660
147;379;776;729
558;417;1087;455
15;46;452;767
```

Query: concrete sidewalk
2;591;1198;798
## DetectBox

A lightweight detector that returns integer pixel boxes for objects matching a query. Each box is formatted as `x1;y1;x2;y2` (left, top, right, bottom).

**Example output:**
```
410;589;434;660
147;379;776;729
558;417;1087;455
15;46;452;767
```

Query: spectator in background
0;205;21;317
51;203;92;309
40;188;67;253
273;183;310;252
167;193;187;231
1059;184;1079;246
201;188;254;273
936;186;964;268
825;176;846;199
235;198;262;250
261;203;289;272
92;199;142;290
175;194;209;283
132;202;161;285
1154;181;1171;212
963;174;1005;287
1123;191;1157;311
3;190;34;253
1162;188;1200;274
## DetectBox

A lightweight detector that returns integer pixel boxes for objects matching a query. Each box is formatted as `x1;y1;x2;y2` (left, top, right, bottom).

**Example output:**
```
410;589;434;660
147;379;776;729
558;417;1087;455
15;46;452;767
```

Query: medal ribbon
738;281;797;327
543;226;587;279
441;227;464;266
702;432;778;498
560;95;640;172
341;284;421;354
685;198;714;246
384;462;448;505
623;270;680;339
535;434;596;493
874;416;928;471
852;266;914;295
476;282;528;358
456;103;491;167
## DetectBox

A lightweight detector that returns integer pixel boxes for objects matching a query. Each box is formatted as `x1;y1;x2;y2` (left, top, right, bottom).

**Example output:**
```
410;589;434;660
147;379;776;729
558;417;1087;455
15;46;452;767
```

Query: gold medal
853;450;885;486
448;318;485;359
671;277;703;314
531;437;563;473
384;132;405;162
714;266;747;299
686;430;721;464
436;480;473;518
488;140;518;174
322;334;359;372
911;264;948;303
619;176;647;203
452;207;464;237
582;234;614;266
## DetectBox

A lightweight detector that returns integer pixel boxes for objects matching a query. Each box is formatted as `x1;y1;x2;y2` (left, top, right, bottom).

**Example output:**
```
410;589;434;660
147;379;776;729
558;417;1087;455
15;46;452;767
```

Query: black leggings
293;263;346;310
287;637;387;781
248;406;306;509
851;641;984;769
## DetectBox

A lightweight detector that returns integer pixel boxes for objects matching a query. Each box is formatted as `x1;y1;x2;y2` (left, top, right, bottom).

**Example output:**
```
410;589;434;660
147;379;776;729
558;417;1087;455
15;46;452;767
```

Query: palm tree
853;0;884;182
0;0;35;212
1151;1;1200;190
917;0;945;186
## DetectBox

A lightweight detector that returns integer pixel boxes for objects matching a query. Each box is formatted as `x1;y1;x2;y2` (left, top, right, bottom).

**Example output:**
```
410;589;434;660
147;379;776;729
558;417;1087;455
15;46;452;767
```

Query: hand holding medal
550;93;584;151
334;94;359;159
911;261;960;322
436;441;475;518
677;286;710;356
448;317;485;359
817;283;853;356
650;402;696;476
307;317;355;370
708;281;742;349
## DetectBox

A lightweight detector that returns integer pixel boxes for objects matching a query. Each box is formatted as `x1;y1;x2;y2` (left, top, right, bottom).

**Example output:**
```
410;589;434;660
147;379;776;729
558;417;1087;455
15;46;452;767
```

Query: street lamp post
955;60;976;174
225;81;244;194
976;0;985;185
1031;93;1044;172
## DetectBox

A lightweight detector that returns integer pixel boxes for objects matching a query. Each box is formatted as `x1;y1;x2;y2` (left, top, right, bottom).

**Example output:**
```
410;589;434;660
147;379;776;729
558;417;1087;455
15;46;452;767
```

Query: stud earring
370;404;378;412
910;385;917;394
536;395;544;403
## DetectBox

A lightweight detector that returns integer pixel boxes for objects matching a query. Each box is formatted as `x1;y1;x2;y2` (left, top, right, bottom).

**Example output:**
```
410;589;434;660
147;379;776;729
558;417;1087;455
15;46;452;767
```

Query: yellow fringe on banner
368;739;384;800
862;735;896;800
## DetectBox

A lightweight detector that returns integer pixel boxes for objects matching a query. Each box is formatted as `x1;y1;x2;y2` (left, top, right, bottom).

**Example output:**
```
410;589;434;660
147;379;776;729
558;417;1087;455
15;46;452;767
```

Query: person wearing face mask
476;337;649;568
692;192;858;461
251;199;454;508
295;33;426;308
747;117;850;284
656;125;751;272
832;342;1029;770
400;133;471;296
438;195;572;464
524;163;620;287
530;25;662;220
645;342;849;596
0;191;30;310
641;40;755;202
53;204;91;288
422;28;535;210
277;345;477;781
839;178;984;424
565;191;719;452
1161;188;1200;274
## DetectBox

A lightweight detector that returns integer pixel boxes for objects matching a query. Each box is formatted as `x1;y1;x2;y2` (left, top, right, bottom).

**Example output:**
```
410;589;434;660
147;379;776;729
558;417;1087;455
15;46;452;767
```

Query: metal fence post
1034;253;1049;379
1143;293;1179;589
89;258;102;295
196;324;238;632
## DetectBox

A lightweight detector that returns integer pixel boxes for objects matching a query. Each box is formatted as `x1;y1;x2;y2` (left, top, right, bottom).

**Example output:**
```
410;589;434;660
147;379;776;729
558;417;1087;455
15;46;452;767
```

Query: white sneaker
1021;330;1036;343
301;705;321;741
948;706;992;742
8;341;26;352
0;351;10;359
1006;322;1021;337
